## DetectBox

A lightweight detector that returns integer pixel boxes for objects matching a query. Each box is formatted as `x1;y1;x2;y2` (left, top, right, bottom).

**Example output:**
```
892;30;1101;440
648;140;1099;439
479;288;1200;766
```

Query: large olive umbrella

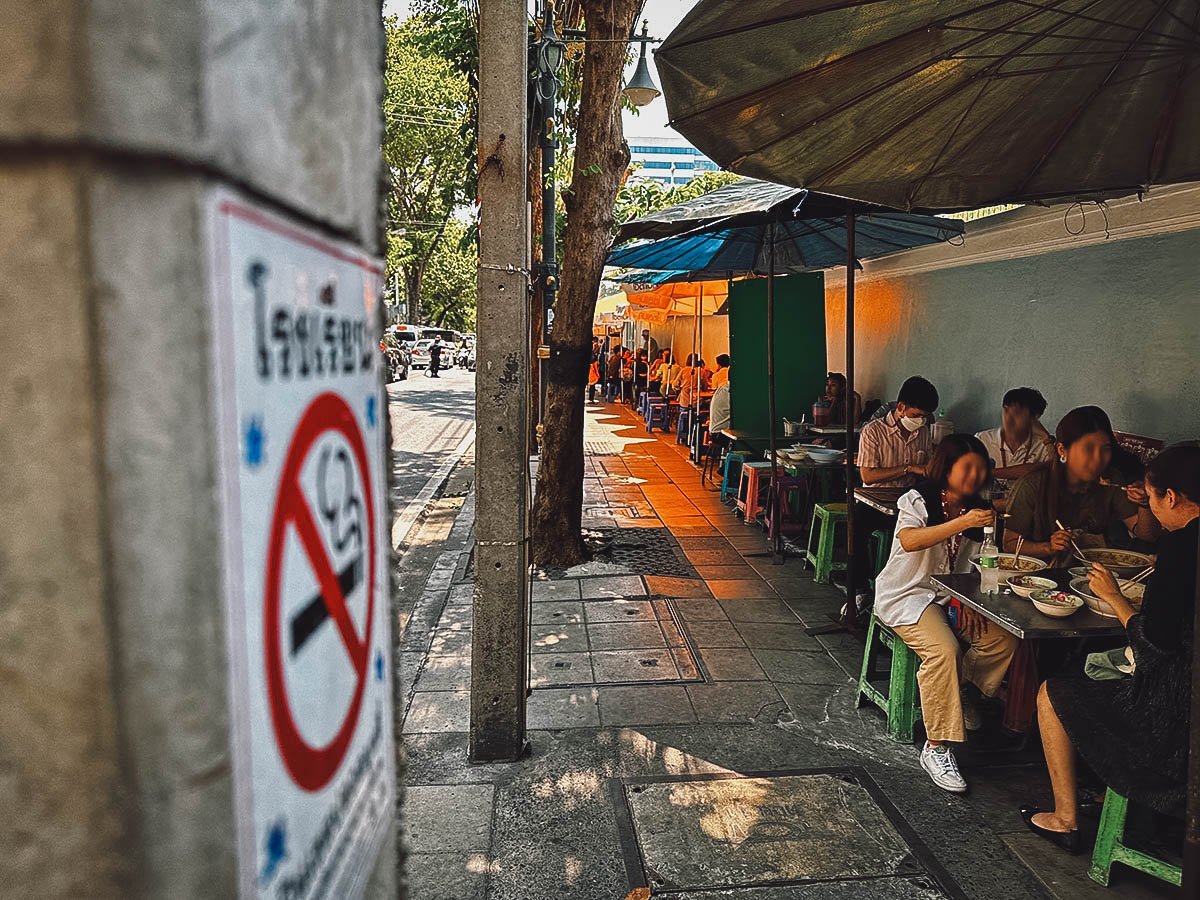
655;0;1200;211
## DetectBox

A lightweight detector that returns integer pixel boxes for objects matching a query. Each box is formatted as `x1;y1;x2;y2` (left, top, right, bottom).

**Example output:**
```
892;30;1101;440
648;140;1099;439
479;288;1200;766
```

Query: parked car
410;339;432;369
381;336;410;381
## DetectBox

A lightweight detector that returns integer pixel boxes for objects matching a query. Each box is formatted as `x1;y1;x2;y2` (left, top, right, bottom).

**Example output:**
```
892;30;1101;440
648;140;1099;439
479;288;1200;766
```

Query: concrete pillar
471;0;530;762
0;3;399;898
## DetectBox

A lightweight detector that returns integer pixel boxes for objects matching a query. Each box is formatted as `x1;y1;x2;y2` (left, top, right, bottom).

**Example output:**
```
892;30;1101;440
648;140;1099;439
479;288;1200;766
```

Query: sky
383;0;700;142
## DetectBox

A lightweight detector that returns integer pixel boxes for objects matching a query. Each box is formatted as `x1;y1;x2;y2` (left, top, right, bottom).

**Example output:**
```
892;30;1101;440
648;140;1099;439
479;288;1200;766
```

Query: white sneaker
920;741;968;793
960;687;982;732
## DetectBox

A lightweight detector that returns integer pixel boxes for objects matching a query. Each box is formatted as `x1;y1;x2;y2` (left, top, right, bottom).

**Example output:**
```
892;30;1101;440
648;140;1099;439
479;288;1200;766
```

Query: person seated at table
1003;406;1160;561
874;434;1018;793
709;376;731;435
704;377;733;478
603;343;622;402
640;327;660;363
857;375;939;487
632;349;650;407
1020;444;1199;851
710;353;731;389
975;387;1055;486
823;372;862;426
674;354;710;409
848;376;941;609
648;349;671;395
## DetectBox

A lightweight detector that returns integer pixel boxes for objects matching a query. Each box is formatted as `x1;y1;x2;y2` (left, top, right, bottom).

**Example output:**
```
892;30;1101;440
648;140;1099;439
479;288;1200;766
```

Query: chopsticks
1055;518;1089;563
1012;535;1025;570
1127;566;1155;585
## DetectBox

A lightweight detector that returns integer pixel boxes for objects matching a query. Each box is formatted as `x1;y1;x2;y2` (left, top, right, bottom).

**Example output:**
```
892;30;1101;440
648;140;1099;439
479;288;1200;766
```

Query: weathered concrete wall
0;1;396;897
825;203;1200;443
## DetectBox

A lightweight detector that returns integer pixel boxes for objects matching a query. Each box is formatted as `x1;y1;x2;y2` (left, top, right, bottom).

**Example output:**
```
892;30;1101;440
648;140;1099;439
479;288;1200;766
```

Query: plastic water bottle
979;526;1000;595
932;407;955;445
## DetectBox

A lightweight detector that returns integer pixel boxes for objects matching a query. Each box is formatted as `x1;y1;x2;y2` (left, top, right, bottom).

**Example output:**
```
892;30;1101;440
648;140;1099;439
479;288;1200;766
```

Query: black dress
1046;517;1197;815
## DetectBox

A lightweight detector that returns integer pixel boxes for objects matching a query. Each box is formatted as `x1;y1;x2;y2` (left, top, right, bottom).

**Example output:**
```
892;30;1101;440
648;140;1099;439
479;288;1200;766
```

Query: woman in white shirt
874;433;1019;794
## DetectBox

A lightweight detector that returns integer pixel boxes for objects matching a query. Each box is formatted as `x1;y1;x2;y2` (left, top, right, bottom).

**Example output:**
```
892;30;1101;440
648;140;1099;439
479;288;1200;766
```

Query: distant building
626;135;720;185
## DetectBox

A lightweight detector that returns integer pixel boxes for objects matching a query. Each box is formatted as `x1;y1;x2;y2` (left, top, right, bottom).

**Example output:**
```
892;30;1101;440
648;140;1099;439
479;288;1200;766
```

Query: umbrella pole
696;285;704;460
843;208;858;627
767;225;782;563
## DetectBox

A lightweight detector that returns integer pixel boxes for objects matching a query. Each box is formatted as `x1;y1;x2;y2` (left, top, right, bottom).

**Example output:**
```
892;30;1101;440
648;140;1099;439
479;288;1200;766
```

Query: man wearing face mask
858;376;940;487
845;376;941;610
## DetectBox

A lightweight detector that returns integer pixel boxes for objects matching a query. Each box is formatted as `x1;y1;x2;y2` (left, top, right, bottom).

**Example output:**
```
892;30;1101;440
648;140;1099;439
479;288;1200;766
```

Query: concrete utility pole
472;0;531;761
1;3;399;898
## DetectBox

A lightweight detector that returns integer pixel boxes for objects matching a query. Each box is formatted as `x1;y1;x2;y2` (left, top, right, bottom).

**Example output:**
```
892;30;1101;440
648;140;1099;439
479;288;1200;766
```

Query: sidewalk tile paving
398;400;1179;900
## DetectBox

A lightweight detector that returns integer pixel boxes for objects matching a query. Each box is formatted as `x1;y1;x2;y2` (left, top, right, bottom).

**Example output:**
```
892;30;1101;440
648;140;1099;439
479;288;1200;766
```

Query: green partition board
728;273;827;436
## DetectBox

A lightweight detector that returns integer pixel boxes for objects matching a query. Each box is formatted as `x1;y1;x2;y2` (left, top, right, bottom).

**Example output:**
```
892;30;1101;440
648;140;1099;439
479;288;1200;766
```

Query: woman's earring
1059;455;1067;463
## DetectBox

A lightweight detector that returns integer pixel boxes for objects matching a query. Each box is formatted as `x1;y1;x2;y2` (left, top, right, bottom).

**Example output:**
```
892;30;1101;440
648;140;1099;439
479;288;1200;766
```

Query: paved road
387;365;475;543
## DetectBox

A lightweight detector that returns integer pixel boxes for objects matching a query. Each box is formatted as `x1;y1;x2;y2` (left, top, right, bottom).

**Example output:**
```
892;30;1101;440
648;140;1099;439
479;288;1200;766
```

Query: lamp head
623;19;660;107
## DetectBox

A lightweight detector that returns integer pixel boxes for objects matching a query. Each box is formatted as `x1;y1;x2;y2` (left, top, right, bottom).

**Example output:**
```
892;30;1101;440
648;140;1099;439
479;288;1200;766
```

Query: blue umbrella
608;185;962;275
606;179;963;601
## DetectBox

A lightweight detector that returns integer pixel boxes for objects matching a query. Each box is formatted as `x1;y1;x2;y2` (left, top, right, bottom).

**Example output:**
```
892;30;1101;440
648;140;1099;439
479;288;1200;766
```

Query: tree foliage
383;13;475;326
421;219;477;331
613;169;742;225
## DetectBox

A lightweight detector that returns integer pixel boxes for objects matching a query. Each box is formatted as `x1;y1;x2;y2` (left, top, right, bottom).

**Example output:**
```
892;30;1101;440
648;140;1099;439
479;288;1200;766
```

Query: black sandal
1020;806;1081;853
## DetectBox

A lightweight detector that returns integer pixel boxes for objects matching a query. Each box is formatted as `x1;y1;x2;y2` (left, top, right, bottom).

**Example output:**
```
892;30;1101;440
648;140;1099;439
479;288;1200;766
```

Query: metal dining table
805;423;862;436
852;486;907;518
931;570;1125;640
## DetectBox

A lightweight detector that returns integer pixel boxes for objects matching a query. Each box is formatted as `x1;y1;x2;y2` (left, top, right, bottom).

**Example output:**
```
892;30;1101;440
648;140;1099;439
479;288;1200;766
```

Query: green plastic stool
804;502;847;584
867;527;893;590
856;611;921;743
1088;789;1182;887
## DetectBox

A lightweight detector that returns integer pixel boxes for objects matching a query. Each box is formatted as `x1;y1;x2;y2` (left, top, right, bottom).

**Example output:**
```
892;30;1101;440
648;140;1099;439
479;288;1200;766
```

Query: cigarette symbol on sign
290;554;363;655
288;444;364;656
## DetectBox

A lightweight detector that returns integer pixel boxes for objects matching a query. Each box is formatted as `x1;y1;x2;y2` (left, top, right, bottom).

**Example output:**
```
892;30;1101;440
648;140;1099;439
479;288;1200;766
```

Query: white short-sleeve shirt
975;427;1053;472
873;490;980;628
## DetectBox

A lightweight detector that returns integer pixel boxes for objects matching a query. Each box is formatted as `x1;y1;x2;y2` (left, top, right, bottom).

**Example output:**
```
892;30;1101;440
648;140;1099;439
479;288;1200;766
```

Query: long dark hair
916;434;991;536
1078;404;1143;485
1040;406;1114;528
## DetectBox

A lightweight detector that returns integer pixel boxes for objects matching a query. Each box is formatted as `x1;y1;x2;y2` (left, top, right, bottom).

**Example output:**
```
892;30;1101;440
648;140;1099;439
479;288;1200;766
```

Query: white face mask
900;415;925;433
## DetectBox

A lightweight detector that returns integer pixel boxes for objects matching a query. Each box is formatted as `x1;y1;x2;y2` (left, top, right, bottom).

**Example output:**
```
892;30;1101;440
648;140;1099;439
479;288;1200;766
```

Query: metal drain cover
588;527;696;578
613;769;959;897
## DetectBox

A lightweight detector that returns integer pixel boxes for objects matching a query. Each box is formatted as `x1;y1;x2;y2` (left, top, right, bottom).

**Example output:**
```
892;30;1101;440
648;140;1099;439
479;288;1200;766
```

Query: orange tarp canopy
621;279;731;317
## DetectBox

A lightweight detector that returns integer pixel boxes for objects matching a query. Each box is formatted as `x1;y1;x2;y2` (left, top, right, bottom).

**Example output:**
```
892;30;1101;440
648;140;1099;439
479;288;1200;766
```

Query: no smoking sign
208;193;393;900
264;393;376;792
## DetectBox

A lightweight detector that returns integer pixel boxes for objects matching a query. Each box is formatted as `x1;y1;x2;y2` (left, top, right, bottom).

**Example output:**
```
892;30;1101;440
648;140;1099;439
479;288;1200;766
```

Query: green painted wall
728;273;827;436
824;229;1200;444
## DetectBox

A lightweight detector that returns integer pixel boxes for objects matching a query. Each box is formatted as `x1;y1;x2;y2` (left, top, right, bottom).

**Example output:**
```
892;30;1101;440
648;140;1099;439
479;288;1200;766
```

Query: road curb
390;426;476;552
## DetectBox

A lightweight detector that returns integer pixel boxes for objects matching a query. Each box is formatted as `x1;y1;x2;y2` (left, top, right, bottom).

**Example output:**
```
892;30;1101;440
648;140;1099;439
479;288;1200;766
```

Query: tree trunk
530;0;639;567
404;268;421;323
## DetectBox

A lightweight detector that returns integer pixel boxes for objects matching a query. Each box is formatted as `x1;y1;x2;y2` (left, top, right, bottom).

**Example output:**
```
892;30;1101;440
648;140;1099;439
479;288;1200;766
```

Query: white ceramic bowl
969;554;1049;583
1072;548;1154;578
1031;589;1084;618
798;445;843;464
1007;575;1058;599
1069;577;1146;618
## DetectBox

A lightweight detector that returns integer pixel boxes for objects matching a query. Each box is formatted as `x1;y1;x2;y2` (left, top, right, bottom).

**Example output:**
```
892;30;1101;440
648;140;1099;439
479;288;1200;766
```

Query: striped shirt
857;410;932;487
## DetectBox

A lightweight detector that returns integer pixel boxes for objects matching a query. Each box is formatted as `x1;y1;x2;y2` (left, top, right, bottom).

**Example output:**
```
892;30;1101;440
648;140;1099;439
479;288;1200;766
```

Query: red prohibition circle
263;392;377;792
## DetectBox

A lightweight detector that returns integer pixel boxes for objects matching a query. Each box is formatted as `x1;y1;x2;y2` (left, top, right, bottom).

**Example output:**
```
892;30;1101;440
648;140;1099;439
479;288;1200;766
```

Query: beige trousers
892;603;1020;743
